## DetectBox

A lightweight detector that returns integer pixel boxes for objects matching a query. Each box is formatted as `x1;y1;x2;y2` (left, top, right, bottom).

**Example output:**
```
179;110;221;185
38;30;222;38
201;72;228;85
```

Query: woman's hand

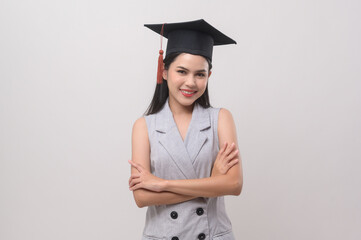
211;142;239;177
128;160;166;192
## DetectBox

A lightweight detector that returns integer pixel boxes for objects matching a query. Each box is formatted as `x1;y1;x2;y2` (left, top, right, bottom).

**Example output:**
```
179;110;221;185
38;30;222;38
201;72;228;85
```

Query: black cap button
198;233;206;240
171;237;179;240
170;211;178;219
196;207;204;216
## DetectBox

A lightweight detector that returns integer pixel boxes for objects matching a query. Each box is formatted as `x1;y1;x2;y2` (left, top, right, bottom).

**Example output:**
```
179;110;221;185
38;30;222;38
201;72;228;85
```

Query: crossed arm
129;108;243;208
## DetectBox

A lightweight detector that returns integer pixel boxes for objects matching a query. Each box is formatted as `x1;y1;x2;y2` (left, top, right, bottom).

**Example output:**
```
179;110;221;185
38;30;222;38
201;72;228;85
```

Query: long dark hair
144;52;213;115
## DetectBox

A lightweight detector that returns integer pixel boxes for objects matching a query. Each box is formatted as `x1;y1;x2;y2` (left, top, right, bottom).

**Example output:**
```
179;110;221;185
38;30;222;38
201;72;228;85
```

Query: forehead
171;53;209;69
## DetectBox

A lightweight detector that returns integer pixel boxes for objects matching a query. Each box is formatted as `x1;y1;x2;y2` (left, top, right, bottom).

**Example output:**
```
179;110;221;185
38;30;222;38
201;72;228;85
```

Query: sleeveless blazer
142;98;235;240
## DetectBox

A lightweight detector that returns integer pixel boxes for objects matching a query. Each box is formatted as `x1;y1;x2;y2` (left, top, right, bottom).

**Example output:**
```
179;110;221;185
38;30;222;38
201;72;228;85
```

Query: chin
179;96;199;106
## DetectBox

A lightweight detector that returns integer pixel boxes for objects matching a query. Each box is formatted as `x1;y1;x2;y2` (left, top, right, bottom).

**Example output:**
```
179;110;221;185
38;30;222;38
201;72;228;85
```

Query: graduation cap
144;19;237;84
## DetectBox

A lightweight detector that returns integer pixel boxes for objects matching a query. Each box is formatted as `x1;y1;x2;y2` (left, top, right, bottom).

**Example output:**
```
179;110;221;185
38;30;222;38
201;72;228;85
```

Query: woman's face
163;53;211;108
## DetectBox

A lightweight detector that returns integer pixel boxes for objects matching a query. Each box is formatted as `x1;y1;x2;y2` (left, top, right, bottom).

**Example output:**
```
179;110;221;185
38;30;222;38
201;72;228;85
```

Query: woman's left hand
128;160;165;192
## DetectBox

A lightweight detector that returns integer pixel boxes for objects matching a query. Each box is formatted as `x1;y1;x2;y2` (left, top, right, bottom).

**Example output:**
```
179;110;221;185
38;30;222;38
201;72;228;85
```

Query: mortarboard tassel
156;24;165;84
156;50;164;84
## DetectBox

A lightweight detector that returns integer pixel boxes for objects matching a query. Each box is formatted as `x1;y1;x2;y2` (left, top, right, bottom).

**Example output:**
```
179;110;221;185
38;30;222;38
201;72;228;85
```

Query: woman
129;19;243;240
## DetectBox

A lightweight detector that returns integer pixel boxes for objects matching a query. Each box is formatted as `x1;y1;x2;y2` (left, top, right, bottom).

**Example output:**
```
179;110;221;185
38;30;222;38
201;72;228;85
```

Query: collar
155;98;211;133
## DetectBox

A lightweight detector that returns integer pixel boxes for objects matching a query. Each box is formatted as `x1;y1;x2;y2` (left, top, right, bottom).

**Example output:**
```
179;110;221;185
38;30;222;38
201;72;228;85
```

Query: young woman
129;19;243;240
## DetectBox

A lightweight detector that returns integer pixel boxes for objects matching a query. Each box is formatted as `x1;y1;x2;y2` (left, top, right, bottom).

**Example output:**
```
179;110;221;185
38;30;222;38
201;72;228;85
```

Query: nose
185;75;196;87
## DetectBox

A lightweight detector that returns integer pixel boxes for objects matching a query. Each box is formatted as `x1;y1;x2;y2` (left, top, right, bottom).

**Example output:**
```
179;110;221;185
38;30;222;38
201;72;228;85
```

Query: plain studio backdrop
0;0;360;239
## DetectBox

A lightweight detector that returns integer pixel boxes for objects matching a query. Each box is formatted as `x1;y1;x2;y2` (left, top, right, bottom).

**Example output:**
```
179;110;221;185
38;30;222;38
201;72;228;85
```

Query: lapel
184;103;211;163
155;99;211;179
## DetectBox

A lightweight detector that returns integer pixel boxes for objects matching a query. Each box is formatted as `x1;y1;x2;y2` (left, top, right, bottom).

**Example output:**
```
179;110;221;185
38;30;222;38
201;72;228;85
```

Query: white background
1;0;360;239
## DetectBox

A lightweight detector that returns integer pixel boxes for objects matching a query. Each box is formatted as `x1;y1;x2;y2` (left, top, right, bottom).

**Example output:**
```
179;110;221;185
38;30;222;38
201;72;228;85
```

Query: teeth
181;90;195;94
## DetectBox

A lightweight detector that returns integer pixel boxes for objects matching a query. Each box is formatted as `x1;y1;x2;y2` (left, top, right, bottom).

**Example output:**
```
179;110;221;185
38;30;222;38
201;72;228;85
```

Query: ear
208;70;212;78
162;67;167;81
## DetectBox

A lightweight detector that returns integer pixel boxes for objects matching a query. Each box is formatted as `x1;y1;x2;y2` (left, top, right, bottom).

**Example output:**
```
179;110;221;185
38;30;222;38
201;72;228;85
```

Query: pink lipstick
180;89;197;97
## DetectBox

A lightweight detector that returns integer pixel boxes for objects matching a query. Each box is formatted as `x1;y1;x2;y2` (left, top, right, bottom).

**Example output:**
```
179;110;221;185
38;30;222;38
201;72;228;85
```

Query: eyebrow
176;66;207;72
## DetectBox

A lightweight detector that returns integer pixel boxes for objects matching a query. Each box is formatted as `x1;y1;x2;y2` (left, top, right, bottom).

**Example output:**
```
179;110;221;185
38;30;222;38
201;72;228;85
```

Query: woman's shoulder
205;105;233;119
218;107;233;118
132;114;157;137
216;107;237;136
132;116;147;133
217;107;235;124
205;105;235;127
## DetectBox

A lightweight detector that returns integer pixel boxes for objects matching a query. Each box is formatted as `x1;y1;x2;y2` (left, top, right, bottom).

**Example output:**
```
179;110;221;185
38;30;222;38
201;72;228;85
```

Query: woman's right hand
211;142;239;177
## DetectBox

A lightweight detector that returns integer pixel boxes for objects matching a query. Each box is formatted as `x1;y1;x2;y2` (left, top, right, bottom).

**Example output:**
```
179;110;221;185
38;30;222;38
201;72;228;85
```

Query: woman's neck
168;97;195;116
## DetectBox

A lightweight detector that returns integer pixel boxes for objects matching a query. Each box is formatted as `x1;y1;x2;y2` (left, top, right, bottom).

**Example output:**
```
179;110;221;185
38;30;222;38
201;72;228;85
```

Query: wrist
162;179;170;191
211;170;220;177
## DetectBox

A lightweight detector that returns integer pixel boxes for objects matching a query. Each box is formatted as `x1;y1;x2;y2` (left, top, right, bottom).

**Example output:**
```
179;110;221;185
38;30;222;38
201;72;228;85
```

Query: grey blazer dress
143;98;235;240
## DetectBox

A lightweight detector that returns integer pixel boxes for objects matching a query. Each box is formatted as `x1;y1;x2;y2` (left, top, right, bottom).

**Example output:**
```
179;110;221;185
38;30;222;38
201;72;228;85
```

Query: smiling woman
145;51;213;115
164;53;211;111
129;19;242;240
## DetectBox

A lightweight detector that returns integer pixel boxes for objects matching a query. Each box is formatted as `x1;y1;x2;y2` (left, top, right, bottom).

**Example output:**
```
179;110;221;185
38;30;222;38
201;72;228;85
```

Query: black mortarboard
144;19;237;61
144;19;236;84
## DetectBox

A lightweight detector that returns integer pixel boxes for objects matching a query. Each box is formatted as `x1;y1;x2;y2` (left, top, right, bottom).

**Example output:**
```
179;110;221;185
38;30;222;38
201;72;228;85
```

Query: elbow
231;179;243;196
135;198;146;208
234;182;243;196
133;190;147;208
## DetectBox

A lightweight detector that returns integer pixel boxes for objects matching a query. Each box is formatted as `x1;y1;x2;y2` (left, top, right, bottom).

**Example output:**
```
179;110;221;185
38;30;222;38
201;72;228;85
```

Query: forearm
163;173;242;198
133;189;196;208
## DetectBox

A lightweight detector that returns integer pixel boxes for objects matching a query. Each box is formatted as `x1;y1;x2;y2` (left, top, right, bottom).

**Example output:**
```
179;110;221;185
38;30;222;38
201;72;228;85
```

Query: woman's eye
177;70;186;74
197;73;205;77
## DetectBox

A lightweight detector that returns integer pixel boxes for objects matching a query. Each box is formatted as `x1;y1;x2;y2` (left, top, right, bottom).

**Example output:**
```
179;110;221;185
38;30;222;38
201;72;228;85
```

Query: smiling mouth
180;89;197;97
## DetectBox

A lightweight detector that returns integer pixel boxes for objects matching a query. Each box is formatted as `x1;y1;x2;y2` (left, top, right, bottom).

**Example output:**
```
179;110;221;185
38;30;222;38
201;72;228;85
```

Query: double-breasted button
171;237;179;240
196;207;204;216
198;233;206;240
170;211;178;219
